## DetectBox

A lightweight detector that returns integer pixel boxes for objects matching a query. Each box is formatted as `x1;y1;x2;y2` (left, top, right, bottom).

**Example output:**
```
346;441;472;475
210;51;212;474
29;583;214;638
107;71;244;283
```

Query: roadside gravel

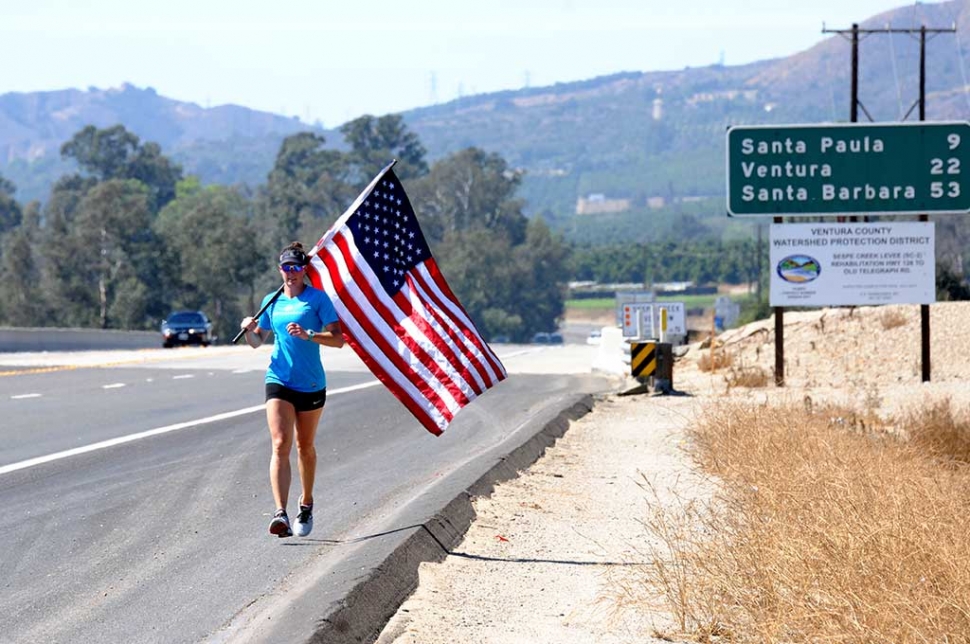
376;301;970;644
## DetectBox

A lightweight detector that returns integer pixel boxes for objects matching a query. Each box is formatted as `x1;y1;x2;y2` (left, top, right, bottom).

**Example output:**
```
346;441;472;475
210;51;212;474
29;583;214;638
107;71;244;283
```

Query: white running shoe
294;503;313;537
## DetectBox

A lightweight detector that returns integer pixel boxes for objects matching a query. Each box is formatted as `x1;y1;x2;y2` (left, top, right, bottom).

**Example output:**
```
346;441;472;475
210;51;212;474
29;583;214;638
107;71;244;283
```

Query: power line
822;22;956;123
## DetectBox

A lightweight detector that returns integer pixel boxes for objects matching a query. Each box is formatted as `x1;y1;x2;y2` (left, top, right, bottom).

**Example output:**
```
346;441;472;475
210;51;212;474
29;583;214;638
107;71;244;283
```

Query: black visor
279;248;308;266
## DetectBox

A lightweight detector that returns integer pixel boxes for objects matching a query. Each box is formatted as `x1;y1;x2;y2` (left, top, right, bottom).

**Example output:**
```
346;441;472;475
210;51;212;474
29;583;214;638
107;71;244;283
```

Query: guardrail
0;327;160;353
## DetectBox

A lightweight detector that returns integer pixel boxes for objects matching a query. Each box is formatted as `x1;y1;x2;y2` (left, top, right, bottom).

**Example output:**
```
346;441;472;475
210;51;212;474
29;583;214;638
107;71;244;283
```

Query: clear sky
0;0;948;128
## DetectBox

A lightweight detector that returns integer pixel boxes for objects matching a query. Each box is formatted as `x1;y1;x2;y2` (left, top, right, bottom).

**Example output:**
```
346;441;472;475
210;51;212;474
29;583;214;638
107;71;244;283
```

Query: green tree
44;180;155;328
60;124;183;211
937;264;970;301
436;228;522;340
127;141;183;211
0;202;45;325
156;183;265;340
60;124;139;180
42;175;101;326
512;217;570;335
410;147;526;245
340;114;428;189
261;132;351;250
414;149;567;340
0;173;23;235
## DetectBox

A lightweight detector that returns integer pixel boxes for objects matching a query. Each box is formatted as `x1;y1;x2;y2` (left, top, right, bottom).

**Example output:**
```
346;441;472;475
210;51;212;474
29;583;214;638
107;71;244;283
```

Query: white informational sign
621;302;686;338
615;291;654;326
621;303;653;338
653;302;686;336
770;222;935;306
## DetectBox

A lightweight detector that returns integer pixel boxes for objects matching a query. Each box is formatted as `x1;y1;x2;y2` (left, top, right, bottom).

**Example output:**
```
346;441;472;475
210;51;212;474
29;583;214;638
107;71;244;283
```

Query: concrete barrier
591;326;628;376
0;327;160;353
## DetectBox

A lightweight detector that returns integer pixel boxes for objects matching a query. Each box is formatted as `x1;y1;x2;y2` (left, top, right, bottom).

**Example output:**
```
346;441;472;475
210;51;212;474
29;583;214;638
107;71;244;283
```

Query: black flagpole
231;284;285;344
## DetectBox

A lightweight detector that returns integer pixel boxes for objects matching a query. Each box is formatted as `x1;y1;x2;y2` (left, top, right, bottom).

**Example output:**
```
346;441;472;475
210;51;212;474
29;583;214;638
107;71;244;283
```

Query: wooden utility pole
822;21;956;383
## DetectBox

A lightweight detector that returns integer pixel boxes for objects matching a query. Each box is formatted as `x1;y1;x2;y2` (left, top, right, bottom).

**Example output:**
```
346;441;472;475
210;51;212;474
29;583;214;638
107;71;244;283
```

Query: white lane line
103;383;126;389
0;379;381;477
172;374;195;380
11;393;42;400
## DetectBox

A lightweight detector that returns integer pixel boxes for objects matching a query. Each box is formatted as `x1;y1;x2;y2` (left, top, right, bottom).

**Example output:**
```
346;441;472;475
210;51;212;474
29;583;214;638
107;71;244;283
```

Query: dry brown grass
905;398;970;465
724;365;769;389
697;349;733;373
628;399;970;643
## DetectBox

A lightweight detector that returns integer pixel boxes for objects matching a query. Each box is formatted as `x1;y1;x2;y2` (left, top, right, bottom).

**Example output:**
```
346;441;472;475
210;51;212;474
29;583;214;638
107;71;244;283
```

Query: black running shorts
265;383;327;412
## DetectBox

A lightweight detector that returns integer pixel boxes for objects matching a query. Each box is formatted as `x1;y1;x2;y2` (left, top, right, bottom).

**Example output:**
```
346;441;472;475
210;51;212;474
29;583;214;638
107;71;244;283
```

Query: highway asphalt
0;343;612;644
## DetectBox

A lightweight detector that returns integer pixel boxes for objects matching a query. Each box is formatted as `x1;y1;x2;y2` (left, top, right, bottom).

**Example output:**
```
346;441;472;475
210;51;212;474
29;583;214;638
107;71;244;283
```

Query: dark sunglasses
279;264;306;273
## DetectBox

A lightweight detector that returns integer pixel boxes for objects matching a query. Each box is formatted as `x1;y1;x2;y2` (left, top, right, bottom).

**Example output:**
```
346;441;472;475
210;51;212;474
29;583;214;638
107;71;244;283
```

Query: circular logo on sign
776;254;821;283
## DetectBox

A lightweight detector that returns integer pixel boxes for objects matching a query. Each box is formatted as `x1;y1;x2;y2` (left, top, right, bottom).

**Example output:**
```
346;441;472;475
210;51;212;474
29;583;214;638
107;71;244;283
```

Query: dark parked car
161;310;213;348
532;331;564;345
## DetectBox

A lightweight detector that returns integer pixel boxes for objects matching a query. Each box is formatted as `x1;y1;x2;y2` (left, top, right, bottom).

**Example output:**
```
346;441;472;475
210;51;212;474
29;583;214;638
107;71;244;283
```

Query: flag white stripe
317;234;467;417
405;276;491;392
333;230;480;406
414;263;506;383
312;252;449;430
310;243;451;423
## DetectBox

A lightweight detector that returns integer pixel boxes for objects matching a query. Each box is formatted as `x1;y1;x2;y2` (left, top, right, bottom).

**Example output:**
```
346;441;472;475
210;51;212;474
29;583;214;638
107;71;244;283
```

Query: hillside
1;0;969;232
404;0;970;216
0;83;320;198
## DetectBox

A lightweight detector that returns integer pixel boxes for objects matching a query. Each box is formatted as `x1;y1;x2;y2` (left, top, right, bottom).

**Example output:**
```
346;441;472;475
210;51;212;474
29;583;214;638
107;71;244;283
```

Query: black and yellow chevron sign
631;342;657;378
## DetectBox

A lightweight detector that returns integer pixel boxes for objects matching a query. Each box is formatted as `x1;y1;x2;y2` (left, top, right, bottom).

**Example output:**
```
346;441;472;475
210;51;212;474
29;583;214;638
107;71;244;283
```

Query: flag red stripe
403;274;492;393
393;283;486;397
385;284;481;398
409;264;502;384
419;259;507;383
319;242;461;423
315;248;450;434
320;241;456;423
341;320;444;436
330;232;474;410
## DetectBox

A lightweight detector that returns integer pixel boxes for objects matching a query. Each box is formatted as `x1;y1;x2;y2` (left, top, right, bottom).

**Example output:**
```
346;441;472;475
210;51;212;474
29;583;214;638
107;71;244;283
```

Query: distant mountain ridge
0;83;314;163
2;0;969;216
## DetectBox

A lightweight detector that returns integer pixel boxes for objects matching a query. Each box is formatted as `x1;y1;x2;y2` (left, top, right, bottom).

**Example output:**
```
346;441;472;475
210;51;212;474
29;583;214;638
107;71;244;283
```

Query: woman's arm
318;321;345;348
291;320;344;348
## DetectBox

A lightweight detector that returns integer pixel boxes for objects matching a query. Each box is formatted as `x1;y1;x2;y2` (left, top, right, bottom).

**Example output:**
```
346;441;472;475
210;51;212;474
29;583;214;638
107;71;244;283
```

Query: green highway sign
726;121;970;217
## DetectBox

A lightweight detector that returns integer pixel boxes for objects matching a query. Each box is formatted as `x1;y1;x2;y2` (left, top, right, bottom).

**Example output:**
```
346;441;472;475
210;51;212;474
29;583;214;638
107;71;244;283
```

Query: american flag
306;161;507;435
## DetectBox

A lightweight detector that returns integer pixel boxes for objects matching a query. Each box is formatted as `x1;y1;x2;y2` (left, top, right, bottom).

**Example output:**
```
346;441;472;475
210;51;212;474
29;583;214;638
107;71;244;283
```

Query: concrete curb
308;394;597;644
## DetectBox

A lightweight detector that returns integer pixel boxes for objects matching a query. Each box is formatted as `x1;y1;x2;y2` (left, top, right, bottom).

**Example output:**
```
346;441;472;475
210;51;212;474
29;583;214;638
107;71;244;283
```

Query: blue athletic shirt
257;286;339;392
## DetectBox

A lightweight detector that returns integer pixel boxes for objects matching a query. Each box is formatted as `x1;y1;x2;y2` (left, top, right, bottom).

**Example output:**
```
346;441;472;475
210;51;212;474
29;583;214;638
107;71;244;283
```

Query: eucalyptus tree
42;174;101;326
156;180;265;340
0;202;44;326
410;147;526;245
339;114;428;189
261;132;352;250
43;179;157;328
410;148;567;340
511;217;570;336
434;227;522;340
0;173;22;235
60;124;183;212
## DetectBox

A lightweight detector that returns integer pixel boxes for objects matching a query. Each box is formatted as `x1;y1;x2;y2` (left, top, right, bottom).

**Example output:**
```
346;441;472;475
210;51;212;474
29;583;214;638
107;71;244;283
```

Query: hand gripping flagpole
229;162;381;346
231;283;285;344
